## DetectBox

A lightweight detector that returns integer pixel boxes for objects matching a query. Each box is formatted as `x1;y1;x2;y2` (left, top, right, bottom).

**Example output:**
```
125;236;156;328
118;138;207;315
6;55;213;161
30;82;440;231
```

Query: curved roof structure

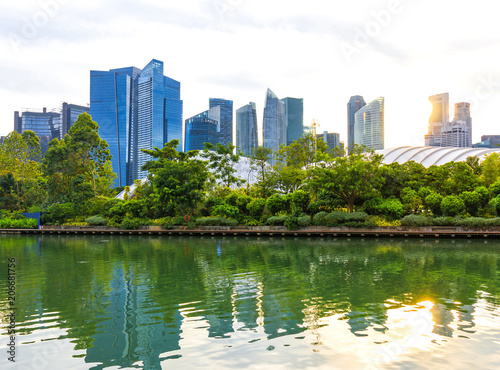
378;146;500;167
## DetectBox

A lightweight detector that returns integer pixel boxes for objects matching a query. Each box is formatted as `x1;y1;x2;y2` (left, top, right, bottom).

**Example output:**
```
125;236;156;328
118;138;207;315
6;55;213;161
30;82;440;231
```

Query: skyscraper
354;97;384;150
317;131;343;155
61;102;89;138
425;93;449;147
282;97;303;145
14;107;61;156
347;95;366;153
236;102;258;157
209;98;233;146
184;108;220;151
263;88;286;160
90;59;182;186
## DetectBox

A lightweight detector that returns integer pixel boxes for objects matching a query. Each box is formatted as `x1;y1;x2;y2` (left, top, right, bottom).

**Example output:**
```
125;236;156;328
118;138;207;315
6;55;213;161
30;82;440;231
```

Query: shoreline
2;225;500;239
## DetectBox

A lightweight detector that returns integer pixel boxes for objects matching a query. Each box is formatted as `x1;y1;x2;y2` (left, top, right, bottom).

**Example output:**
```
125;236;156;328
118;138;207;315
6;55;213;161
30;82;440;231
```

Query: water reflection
0;235;499;369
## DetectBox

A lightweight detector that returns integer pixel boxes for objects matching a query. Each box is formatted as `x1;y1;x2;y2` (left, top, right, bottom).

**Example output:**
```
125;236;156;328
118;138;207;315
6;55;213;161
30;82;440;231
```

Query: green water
0;235;499;369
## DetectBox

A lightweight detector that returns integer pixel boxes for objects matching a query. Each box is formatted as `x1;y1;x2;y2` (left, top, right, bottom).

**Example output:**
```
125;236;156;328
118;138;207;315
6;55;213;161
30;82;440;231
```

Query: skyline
1;0;500;147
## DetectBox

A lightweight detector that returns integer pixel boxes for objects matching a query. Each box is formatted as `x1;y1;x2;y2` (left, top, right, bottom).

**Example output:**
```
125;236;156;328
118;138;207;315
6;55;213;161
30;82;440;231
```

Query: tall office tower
14;108;61;156
263;88;286;161
425;93;449;146
354;97;384;150
282;97;304;145
61;103;89;138
347;95;366;153
317;131;343;154
90;59;183;186
184;107;220;151
209;98;233;146
236;102;258;157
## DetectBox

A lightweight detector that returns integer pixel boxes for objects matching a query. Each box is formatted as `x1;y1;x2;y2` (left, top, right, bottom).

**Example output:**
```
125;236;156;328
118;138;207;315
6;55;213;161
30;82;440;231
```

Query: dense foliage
3;120;500;230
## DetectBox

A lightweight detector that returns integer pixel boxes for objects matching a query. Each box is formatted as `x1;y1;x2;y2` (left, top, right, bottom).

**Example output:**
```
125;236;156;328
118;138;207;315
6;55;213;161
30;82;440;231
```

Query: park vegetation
3;113;500;230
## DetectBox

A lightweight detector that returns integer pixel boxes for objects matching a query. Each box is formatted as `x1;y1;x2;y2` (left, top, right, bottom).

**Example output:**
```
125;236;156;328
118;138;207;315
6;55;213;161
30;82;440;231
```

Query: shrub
441;195;465;217
291;190;310;214
490;180;500;198
284;215;299;230
244;219;261;226
298;215;311;228
225;192;240;206
0;218;37;229
460;191;481;217
266;215;287;226
236;195;253;214
212;204;240;219
120;217;143;230
454;217;500;228
41;203;75;225
247;198;266;219
85;215;108;226
266;194;287;215
432;217;456;226
196;217;238;227
401;215;430;227
376;198;404;220
325;211;348;226
425;193;443;216
400;187;422;214
161;217;174;229
475;186;490;208
313;212;328;226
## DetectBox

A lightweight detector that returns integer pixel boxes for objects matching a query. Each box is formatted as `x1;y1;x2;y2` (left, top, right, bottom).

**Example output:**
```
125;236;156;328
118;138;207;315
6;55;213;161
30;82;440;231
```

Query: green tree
249;146;274;197
480;152;500;187
441;195;465;217
460;191;481;217
307;146;385;213
425;192;443;216
202;142;245;188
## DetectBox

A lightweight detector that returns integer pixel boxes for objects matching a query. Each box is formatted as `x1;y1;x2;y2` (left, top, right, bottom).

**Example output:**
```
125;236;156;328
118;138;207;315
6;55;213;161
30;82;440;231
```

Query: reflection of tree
0;236;499;367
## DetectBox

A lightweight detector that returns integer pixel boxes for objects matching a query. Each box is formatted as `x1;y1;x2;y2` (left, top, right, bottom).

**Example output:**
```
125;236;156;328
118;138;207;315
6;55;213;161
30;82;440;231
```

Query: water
0;235;499;369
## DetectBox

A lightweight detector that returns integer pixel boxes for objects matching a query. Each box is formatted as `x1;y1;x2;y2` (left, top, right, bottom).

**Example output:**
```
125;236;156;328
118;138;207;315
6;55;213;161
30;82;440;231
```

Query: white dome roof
377;146;500;167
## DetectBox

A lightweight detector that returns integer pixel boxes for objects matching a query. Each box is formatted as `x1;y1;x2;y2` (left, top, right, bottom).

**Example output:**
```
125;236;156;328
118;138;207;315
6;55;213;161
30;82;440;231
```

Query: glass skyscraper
90;59;182;186
263;88;286;161
354;97;384;151
61;102;89;139
282;97;303;145
347;95;366;153
184;108;220;151
14;108;61;156
236;102;258;157
209;98;233;146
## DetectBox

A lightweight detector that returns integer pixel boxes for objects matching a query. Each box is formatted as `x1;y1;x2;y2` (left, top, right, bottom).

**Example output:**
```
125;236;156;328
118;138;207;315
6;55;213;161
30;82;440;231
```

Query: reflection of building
354;97;384;150
282;97;303;145
263;88;286;161
347;95;366;153
236;102;258;157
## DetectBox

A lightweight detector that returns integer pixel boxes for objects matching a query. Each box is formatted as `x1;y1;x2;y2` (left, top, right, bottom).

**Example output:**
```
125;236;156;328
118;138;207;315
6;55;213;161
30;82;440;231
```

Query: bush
324;211;368;227
212;204;240;219
196;217;238;227
490;180;500;198
313;212;328;226
85;215;108;226
475;186;490;208
376;198;404;220
266;194;287;215
432;217;456;226
0;218;37;229
225;192;240;206
120;217;143;230
460;191;481;217
441;195;465;217
454;217;500;228
325;211;348;226
161;217;174;229
401;215;430;227
425;193;443;216
291;190;310;214
298;215;311;228
284;215;299;230
41;203;75;225
244;219;261;226
266;215;287;226
247;198;266;219
236;195;253;214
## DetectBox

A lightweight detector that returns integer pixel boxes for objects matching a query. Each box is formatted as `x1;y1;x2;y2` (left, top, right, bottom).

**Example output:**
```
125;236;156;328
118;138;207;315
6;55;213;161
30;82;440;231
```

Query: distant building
14;108;61;156
347;95;366;153
236;102;258;157
61;102;89;138
317;131;344;154
425;93;449;147
282;97;303;145
263;88;286;161
90;59;183;186
473;135;500;148
184;108;220;151
354;97;384;150
209;98;233;146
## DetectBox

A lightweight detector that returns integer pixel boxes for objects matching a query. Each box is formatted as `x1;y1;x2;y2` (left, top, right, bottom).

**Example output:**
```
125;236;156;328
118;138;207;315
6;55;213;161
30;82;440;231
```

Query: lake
0;235;499;369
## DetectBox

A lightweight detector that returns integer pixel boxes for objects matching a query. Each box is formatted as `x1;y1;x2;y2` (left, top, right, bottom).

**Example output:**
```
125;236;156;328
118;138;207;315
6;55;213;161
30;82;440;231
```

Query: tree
441;195;465;217
201;142;244;188
141;139;209;217
307;146;385;212
249;146;274;197
480;152;500;187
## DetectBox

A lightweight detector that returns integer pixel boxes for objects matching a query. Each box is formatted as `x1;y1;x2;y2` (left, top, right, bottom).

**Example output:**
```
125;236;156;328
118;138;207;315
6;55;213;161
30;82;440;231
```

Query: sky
1;0;499;148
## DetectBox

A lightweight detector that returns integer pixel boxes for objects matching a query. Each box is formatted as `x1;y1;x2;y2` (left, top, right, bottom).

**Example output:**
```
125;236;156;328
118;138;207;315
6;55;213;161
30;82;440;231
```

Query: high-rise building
236;102;258;157
263;88;286;160
282;97;303;145
425;93;449;147
90;59;182;186
354;97;384;150
209;98;233;146
61;103;89;138
317;131;343;155
14;108;61;156
347;95;366;153
184;108;220;151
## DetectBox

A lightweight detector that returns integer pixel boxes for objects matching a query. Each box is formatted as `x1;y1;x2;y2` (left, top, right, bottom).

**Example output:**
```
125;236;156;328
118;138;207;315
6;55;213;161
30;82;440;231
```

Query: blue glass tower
282;97;303;145
236;102;258;157
184;108;219;151
90;59;182;185
263;88;286;162
209;98;233;146
347;95;366;153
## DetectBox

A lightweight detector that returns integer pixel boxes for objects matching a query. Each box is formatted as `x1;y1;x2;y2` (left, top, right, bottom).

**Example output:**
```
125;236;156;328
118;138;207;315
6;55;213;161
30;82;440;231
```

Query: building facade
184;109;220;151
61;103;89;138
263;88;286;161
354;97;384;150
236;102;258;157
14;108;61;156
209;98;233;146
90;59;183;186
282;97;303;145
474;135;500;148
317;131;343;154
347;95;366;153
425;93;449;147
